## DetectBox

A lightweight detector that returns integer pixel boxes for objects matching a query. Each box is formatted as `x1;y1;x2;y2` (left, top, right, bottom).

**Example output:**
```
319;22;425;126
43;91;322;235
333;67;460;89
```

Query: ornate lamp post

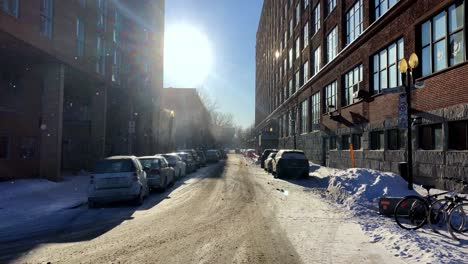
399;53;419;190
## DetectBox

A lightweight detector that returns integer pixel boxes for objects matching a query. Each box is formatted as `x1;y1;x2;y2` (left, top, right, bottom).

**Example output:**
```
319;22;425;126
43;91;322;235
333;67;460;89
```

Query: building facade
256;0;468;190
0;0;165;180
161;88;214;150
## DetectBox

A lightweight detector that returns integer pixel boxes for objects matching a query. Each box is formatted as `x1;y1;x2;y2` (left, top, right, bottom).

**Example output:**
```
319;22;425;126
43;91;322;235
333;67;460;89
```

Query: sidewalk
0;173;89;230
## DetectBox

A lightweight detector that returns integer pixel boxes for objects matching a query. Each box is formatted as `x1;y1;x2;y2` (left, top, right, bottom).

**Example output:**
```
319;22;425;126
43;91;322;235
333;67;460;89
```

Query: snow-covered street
0;154;466;263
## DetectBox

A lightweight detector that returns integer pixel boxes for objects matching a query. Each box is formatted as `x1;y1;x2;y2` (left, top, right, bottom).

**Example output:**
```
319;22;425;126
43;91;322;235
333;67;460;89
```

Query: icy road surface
1;155;402;264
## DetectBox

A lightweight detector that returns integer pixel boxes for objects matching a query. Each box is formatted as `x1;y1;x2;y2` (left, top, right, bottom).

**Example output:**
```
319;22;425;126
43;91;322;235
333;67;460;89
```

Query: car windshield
94;160;135;173
139;159;161;169
162;155;176;163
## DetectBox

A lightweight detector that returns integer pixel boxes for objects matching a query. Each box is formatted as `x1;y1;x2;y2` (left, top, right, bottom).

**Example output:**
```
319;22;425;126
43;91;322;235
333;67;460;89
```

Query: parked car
88;156;149;208
206;149;220;163
176;152;197;173
272;150;309;179
196;150;207;166
264;152;277;173
162;153;186;179
219;149;227;159
139;156;176;191
179;149;201;168
260;149;277;169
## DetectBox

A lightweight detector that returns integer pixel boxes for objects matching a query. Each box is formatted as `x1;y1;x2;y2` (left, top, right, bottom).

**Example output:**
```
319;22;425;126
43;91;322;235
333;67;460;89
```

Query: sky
164;0;263;128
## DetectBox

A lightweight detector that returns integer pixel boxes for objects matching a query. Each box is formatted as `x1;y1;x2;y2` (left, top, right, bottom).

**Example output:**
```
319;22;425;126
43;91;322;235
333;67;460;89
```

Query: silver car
88;156;149;208
139;156;176;191
162;154;187;179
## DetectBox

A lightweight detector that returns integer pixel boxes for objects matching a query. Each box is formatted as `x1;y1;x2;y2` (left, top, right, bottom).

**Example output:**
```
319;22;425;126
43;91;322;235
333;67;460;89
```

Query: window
419;124;443;150
295;71;300;92
305;0;309;9
449;120;468;150
352;134;362;149
1;0;18;17
296;3;301;25
325;81;337;111
0;136;8;159
284;114;289;136
314;46;321;75
96;36;106;75
300;99;308;134
387;129;401;150
78;0;86;8
97;0;107;31
346;0;363;44
284;58;287;73
327;0;336;16
112;48;121;83
343;64;363;106
421;2;465;76
289;110;295;136
327;27;338;62
342;135;351;150
375;0;399;20
370;131;384;150
289;48;293;69
295;37;300;58
19;137;36;159
372;38;404;93
303;22;309;48
313;3;321;33
311;92;321;129
330;136;337;150
289;18;293;38
76;18;85;57
113;10;121;44
288;79;293;97
40;0;53;38
303;61;309;84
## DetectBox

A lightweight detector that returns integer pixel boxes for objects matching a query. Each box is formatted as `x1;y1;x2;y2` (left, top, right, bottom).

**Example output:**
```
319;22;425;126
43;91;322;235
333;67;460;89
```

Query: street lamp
399;53;419;190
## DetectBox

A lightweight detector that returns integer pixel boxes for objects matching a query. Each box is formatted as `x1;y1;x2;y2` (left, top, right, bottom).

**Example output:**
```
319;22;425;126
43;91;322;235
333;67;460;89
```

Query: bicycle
394;185;450;230
447;199;468;240
428;194;468;233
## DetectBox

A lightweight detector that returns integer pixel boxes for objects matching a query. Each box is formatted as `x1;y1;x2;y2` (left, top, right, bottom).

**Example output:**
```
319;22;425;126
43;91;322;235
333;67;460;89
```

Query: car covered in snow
272;150;309;179
139;156;176;191
88;156;149;208
264;151;277;173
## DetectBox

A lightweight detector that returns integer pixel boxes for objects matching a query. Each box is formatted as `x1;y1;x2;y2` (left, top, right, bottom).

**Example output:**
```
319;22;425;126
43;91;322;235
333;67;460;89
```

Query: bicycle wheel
428;198;450;230
448;203;468;235
394;196;428;230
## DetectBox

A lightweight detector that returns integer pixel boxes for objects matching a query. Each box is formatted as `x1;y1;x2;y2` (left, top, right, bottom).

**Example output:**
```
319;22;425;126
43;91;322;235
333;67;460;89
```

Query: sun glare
164;24;213;87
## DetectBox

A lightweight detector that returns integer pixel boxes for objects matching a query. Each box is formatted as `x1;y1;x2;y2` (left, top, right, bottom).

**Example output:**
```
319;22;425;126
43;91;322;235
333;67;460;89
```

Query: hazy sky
164;0;263;128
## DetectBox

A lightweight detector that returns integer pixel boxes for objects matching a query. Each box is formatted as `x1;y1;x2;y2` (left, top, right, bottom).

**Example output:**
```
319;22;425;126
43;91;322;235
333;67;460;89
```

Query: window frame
311;92;321;130
324;81;337;112
346;0;363;44
326;27;338;63
300;99;309;134
314;46;321;75
40;0;54;39
370;130;385;150
2;0;19;17
76;18;85;57
420;1;465;77
372;38;404;94
448;120;468;150
343;64;363;106
418;124;443;150
387;129;401;150
313;3;321;34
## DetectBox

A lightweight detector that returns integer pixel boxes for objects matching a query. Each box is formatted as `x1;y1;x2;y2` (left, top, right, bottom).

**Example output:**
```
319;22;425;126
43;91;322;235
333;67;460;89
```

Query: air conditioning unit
352;83;369;101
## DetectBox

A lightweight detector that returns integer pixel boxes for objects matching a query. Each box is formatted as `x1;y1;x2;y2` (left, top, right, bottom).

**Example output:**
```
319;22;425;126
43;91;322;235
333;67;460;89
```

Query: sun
164;24;213;87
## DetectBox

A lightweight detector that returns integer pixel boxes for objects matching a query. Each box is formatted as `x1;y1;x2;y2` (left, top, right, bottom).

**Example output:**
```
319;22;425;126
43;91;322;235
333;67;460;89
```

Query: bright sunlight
164;24;213;87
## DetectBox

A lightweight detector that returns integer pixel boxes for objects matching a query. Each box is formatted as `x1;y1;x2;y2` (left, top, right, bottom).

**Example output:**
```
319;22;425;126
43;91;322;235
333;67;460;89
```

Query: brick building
255;0;468;190
0;0;165;180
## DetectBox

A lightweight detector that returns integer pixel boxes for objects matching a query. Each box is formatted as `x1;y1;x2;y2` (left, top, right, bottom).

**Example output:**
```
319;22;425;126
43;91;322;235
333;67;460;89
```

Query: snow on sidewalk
310;165;468;264
0;174;89;230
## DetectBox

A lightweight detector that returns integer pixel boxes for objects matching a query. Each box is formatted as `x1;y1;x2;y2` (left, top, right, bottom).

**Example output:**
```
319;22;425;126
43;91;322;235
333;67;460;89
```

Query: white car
162;153;186;179
88;156;149;208
139;156;176;191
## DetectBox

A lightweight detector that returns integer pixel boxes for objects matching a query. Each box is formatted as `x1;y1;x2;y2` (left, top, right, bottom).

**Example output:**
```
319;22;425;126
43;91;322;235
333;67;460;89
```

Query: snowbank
326;168;418;216
319;167;468;264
